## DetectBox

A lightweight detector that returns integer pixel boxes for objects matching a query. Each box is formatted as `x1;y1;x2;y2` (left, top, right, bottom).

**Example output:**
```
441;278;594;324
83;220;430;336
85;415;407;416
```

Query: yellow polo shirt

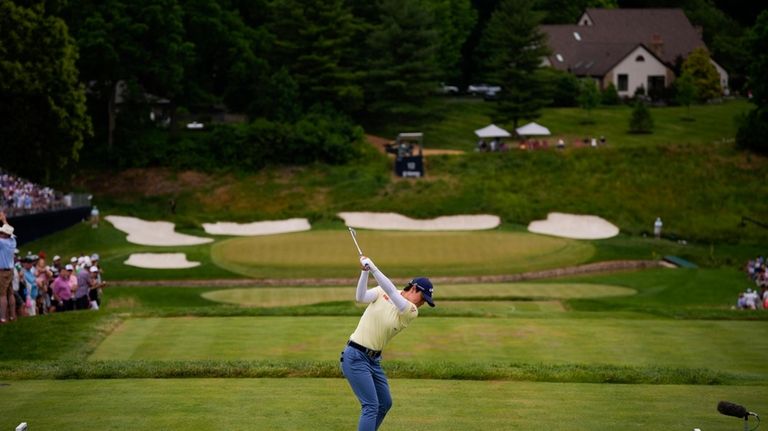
349;287;418;351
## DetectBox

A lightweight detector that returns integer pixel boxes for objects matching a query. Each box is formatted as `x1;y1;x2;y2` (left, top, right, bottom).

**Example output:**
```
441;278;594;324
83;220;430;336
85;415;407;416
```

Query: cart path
110;259;662;287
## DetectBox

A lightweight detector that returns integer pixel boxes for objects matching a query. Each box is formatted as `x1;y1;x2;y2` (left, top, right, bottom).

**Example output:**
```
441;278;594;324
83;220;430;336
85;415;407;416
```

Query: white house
541;8;729;98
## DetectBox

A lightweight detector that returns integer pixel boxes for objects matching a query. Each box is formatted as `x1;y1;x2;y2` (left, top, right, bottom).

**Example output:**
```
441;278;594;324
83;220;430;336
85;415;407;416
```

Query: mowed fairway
89;316;768;378
210;230;595;278
1;378;765;431
201;282;635;307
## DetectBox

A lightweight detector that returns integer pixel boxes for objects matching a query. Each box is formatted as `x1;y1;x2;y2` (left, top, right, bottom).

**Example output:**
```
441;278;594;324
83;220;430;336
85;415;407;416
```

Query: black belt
347;340;381;358
0;268;11;271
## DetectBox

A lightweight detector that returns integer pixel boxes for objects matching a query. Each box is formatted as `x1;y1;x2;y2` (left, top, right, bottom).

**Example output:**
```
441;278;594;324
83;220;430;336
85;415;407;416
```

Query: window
618;74;628;92
635;55;645;62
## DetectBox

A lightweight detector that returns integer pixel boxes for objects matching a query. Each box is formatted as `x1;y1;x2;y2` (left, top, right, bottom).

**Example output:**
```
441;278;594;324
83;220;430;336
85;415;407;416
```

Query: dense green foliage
601;82;621;105
681;47;722;102
577;79;601;122
362;0;441;119
628;101;653;133
0;2;91;183
673;72;697;118
477;0;552;128
736;10;768;154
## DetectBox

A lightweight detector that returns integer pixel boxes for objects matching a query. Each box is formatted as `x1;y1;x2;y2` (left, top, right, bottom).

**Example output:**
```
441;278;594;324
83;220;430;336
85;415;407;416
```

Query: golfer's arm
370;269;410;312
355;271;377;303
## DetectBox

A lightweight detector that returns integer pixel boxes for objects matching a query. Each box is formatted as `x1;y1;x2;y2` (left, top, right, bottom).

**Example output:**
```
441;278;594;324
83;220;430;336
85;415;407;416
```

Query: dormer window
556;54;564;62
635;55;645;62
573;32;582;41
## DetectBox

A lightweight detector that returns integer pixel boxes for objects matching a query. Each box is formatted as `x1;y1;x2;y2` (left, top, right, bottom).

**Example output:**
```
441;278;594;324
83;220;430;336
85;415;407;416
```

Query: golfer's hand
360;256;377;272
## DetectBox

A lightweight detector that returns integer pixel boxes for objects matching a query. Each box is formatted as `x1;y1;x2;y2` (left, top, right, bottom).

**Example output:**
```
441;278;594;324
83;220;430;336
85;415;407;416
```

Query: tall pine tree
477;0;551;128
363;0;441;118
269;0;362;113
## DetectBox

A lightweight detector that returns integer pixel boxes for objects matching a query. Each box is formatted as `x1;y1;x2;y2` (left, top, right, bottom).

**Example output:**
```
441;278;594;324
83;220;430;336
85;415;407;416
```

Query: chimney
650;33;664;58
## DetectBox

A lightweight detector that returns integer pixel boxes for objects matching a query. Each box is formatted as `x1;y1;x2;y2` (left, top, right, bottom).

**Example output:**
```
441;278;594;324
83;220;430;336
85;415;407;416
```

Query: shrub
629;101;654;134
601;83;621;105
540;68;579;107
736;107;768;154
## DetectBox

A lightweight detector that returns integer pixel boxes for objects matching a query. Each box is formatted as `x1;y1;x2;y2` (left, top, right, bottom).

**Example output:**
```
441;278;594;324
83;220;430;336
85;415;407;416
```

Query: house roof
542;8;708;77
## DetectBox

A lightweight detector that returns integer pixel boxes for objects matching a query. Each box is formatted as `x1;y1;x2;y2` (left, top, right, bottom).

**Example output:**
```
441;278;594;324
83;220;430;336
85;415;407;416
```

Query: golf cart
389;132;424;177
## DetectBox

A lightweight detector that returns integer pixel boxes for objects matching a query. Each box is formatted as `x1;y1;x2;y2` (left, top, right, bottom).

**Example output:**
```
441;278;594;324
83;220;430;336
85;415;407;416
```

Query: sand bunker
202;218;311;236
338;212;500;231
105;215;213;246
124;253;200;269
527;212;619;240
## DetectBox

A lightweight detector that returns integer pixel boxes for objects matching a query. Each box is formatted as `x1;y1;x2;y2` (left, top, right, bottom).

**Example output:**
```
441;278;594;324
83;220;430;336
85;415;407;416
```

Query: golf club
348;227;363;256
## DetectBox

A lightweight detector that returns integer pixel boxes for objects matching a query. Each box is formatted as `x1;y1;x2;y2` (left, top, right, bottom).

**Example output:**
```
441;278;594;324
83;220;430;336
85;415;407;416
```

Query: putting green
210;230;595;278
89;316;768;378
201;283;635;307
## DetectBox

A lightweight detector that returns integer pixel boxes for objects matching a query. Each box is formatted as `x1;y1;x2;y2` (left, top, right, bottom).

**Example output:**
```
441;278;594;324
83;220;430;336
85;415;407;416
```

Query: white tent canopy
474;124;511;138
515;122;551;136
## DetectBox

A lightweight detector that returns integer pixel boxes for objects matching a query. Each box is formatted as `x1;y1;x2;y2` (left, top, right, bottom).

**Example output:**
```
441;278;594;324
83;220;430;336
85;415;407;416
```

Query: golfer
341;255;434;431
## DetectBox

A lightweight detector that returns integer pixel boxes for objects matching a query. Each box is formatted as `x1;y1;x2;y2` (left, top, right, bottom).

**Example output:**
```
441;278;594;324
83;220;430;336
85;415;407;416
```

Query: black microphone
718;401;748;419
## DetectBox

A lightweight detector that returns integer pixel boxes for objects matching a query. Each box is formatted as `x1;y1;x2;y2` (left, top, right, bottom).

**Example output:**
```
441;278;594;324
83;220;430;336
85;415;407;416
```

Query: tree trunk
107;81;117;153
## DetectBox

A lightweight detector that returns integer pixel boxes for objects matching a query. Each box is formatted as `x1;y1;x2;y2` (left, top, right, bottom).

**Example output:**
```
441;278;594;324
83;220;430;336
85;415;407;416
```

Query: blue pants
340;345;392;431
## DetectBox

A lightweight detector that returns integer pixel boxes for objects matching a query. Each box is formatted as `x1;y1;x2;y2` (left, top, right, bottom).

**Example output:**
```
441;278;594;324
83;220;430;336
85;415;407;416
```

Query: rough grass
374;97;751;150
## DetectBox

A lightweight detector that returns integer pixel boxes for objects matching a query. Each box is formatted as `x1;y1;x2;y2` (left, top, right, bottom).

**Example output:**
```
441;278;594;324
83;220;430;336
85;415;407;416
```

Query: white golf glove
360;256;378;272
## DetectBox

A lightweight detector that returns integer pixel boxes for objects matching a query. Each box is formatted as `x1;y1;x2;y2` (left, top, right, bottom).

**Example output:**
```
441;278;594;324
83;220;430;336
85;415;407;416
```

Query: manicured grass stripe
0;379;765;430
200;283;634;307
87;316;768;379
0;360;740;385
210;230;595;278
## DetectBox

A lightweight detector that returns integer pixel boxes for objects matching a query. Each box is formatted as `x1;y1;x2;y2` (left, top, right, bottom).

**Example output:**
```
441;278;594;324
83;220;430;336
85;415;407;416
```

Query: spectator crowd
738;256;768;310
1;210;105;324
1;170;68;216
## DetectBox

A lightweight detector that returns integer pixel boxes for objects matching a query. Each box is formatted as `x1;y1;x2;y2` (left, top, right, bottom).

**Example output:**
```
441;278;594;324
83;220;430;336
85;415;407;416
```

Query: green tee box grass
0;378;765;430
89;316;768;379
211;230;595;278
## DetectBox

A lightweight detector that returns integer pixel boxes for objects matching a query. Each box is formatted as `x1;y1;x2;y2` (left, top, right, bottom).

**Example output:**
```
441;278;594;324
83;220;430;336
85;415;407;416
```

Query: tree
539;67;579;107
0;2;92;182
268;0;363;113
745;11;768;107
429;0;478;83
363;0;441;118
178;0;271;116
62;0;193;153
680;47;722;102
629;101;654;134
601;82;621;105
477;0;552;128
674;72;697;119
736;10;768;154
577;78;601;123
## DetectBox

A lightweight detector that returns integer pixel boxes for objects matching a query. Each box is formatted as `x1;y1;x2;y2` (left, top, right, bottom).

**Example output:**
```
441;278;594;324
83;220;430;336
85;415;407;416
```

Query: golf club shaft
348;227;363;256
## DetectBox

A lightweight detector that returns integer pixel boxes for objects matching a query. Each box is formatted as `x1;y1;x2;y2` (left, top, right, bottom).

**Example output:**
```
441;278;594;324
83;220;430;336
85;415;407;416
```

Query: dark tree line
1;0;763;182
